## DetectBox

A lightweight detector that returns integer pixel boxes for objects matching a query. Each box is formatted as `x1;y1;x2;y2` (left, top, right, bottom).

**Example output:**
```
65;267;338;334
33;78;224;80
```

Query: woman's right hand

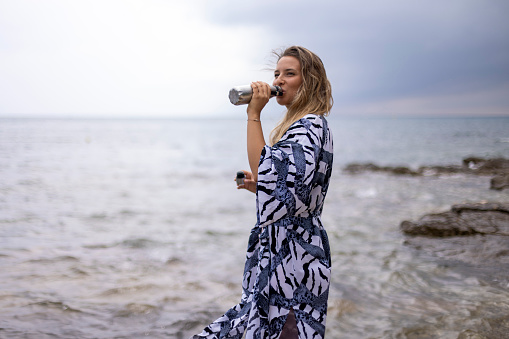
236;170;257;193
247;81;271;118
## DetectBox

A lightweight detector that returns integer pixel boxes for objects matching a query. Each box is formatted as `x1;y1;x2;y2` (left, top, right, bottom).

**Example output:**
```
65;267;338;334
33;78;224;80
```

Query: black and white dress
193;114;334;339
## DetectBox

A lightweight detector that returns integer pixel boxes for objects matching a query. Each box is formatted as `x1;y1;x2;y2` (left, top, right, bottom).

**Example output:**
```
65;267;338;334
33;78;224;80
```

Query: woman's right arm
245;81;271;182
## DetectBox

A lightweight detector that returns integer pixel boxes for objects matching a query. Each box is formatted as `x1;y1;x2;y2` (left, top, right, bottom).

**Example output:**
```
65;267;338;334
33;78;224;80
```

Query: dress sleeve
256;115;327;227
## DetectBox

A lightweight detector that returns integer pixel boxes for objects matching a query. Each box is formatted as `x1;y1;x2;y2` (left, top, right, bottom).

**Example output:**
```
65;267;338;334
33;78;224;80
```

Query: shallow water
0;117;508;338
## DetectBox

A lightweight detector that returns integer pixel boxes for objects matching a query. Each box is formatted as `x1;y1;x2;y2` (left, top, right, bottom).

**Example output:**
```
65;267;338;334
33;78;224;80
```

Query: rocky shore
400;201;509;287
401;202;509;338
343;157;509;190
342;156;509;337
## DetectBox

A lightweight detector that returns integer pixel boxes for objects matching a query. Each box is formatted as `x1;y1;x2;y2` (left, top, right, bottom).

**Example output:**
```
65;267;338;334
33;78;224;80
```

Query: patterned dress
193;114;333;339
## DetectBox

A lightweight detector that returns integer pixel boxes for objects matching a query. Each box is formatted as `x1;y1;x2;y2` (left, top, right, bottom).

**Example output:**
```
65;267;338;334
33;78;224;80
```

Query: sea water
0;117;508;338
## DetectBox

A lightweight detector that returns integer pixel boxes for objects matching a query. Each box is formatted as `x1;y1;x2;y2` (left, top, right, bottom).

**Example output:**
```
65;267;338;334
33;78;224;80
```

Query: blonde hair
269;46;333;145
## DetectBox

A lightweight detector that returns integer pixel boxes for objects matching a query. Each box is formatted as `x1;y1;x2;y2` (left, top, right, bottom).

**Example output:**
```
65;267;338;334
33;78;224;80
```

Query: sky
0;0;508;118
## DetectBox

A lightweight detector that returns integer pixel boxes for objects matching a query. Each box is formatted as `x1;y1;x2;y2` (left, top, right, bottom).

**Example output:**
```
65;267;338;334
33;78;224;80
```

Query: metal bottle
229;85;283;105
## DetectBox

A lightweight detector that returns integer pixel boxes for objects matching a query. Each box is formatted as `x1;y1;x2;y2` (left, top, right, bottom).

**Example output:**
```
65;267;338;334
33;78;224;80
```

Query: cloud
0;0;272;117
340;84;509;117
0;0;508;117
205;0;509;116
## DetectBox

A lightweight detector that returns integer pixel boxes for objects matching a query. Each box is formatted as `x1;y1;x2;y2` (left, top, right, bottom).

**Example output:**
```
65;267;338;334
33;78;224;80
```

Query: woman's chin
276;97;287;106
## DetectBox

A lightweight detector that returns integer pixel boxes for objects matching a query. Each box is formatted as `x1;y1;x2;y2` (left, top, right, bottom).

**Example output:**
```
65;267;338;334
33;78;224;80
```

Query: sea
0;116;508;338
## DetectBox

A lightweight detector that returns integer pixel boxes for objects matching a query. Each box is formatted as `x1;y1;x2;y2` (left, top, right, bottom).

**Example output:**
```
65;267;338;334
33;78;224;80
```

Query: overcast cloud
1;0;508;118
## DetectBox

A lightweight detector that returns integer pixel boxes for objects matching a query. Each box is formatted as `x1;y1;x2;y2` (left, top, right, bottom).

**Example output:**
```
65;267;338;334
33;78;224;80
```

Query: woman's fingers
248;81;271;115
235;173;257;194
251;81;271;99
243;170;253;179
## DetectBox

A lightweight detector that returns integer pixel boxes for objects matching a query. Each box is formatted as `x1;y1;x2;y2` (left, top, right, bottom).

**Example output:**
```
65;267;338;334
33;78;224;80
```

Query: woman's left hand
235;170;257;193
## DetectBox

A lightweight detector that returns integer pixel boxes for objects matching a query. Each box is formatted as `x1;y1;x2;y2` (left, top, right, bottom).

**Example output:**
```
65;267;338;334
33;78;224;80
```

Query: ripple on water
24;255;80;264
27;300;83;314
97;283;162;298
113;302;160;318
119;237;165;249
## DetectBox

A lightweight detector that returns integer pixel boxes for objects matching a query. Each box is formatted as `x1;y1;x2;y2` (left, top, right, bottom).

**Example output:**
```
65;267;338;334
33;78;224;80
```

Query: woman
193;46;334;339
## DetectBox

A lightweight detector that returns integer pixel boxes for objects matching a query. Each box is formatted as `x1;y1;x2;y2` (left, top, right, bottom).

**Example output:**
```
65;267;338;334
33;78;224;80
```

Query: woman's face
273;56;303;107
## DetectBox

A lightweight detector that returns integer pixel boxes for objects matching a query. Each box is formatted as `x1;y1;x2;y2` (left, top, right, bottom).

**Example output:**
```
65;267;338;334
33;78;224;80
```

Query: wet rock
463;157;509;175
417;165;464;176
491;173;509;190
343;157;509;190
401;202;509;237
457;329;488;339
343;163;421;176
458;315;509;339
401;202;509;288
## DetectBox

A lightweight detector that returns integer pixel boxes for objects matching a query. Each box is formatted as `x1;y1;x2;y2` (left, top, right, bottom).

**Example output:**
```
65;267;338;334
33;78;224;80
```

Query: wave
98;283;160;297
84;237;167;250
27;300;84;314
113;303;159;318
24;255;80;264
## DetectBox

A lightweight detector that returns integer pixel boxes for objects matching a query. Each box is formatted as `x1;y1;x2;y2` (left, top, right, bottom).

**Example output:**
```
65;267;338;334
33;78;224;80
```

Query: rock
343;163;421;176
491;173;509;190
343;157;509;190
457;315;509;339
463;157;509;175
418;165;464;175
388;166;420;176
343;163;381;174
401;202;509;288
401;202;509;237
457;329;488;339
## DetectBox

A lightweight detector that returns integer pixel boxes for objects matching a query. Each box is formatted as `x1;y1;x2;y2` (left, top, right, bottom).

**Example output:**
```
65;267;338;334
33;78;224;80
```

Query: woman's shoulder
280;114;328;144
293;114;327;131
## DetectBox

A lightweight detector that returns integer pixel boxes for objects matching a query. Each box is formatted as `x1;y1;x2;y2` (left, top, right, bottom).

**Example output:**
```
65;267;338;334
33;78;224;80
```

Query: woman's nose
273;77;284;86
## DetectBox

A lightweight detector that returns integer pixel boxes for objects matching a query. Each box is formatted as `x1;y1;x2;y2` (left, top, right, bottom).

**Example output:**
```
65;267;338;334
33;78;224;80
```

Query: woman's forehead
276;56;300;70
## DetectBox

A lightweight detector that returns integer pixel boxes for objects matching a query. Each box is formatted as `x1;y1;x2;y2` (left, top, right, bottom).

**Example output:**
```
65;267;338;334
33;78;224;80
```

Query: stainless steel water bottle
229;85;283;105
